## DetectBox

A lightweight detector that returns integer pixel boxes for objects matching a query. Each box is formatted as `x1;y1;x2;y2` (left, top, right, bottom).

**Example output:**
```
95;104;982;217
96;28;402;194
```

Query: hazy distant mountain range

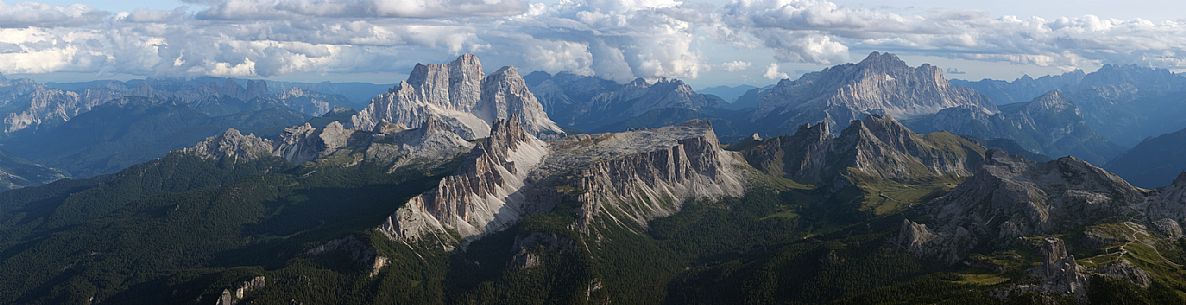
4;53;1186;304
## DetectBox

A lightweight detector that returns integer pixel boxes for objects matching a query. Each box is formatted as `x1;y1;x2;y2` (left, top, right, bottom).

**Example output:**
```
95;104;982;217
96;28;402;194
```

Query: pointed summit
752;50;995;136
857;51;909;70
353;54;562;139
480;66;564;137
1028;89;1074;112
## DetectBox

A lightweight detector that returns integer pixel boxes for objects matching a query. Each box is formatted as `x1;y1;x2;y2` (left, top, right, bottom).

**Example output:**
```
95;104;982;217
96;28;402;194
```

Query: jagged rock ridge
275;121;353;164
899;151;1186;296
379;118;549;244
750;51;996;135
544;120;747;230
353;55;562;140
901;152;1146;263
379;119;747;247
180;129;276;163
743;114;985;187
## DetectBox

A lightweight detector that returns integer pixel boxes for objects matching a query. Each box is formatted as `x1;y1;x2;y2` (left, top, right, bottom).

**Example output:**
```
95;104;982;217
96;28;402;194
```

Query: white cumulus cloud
4;0;1186;83
763;63;788;80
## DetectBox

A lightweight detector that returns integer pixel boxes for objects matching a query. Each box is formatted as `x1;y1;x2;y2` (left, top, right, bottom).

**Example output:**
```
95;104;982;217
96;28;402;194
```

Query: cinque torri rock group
7;53;1186;305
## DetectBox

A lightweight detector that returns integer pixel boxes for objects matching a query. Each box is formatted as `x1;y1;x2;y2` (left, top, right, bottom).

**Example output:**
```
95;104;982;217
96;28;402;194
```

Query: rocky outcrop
1031;237;1087;297
509;233;577;271
180;129;275;162
304;235;389;278
379;118;549;245
378;119;747;247
553;121;747;230
898;219;945;259
901;152;1147;263
353;54;562;140
1148;173;1186;231
1097;259;1152;289
215;276;266;305
751;51;996;135
363;115;473;170
1;80;86;134
478;67;562;137
275;121;354;163
743;115;984;186
897;150;1186;299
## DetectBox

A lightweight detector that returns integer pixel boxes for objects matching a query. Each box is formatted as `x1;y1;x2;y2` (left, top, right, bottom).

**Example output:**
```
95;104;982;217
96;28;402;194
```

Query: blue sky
2;0;1184;88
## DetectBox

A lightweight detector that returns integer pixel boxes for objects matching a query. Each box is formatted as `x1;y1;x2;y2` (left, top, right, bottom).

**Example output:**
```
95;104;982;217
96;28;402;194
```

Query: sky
1;0;1185;88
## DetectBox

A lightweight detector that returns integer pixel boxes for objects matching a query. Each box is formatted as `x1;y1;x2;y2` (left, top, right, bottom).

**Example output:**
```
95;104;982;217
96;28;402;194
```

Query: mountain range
3;53;1186;304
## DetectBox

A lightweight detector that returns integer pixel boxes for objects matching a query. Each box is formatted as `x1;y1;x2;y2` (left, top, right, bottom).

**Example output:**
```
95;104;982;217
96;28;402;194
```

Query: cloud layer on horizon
1;0;1185;83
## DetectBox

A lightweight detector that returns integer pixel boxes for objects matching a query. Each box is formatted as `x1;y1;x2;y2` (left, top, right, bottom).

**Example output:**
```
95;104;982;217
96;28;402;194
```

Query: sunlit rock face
751;51;996;135
380;120;748;248
353;54;562;141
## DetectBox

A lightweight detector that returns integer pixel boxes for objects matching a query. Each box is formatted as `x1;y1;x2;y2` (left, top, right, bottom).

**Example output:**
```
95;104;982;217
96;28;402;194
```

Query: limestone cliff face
180;129;275;163
379;118;548;244
379;120;747;247
560;122;747;230
479;67;562;136
1032;237;1088;298
363;115;473;169
215;276;266;305
353;54;562;140
2;82;86;134
275;121;353;163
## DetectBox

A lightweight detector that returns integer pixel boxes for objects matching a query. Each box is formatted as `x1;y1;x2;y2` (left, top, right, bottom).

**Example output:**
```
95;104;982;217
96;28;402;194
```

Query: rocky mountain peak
845;114;910;138
752;51;995;135
486;116;530;148
856;51;910;71
403;54;484;112
181;128;275;162
352;54;562;140
1027;89;1075;112
1045;156;1141;193
479;66;564;137
744;114;984;189
274;121;354;164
